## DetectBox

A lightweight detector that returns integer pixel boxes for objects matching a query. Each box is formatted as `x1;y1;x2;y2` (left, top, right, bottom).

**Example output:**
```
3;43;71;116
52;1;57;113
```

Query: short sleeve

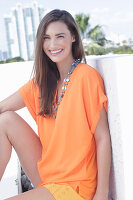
82;67;108;134
18;78;37;122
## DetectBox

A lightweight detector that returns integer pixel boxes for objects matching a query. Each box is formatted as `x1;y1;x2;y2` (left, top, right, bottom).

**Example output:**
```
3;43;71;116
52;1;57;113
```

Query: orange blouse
19;63;108;200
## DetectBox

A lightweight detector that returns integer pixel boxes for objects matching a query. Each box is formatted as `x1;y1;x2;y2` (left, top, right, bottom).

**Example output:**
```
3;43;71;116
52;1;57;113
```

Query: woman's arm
93;107;111;200
0;91;25;114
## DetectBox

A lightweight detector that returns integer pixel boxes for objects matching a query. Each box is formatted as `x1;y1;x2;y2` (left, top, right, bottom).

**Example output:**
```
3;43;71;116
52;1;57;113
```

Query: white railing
0;55;133;200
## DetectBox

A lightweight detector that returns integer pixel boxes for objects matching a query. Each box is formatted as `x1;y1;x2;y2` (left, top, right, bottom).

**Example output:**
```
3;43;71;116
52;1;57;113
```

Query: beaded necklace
51;59;81;119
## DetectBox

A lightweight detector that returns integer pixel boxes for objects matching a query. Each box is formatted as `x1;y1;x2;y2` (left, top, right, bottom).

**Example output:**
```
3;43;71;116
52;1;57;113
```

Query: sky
0;0;133;51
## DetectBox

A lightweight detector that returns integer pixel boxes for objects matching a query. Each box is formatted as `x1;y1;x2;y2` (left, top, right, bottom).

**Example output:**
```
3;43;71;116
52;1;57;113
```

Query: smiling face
42;21;75;66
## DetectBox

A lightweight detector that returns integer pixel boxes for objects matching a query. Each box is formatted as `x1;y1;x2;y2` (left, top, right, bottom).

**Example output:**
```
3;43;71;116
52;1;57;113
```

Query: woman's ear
72;36;75;42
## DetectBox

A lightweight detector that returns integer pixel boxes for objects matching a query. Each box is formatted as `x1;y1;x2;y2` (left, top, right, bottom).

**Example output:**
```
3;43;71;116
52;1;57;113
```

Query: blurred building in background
0;50;8;61
4;2;45;60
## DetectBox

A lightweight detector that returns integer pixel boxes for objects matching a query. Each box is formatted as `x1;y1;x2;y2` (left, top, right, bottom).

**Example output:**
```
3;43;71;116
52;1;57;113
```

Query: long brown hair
33;9;86;117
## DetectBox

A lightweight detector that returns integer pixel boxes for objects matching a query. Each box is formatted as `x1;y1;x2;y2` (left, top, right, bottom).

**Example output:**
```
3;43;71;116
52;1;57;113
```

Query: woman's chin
49;56;64;64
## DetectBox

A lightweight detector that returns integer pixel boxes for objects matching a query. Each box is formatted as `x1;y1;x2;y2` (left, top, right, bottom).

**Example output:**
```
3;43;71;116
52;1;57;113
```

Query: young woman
0;9;111;200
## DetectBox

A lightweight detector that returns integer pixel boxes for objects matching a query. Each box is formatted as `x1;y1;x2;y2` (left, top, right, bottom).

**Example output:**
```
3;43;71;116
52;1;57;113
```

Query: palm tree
88;25;107;46
75;13;90;39
75;14;107;46
75;13;108;55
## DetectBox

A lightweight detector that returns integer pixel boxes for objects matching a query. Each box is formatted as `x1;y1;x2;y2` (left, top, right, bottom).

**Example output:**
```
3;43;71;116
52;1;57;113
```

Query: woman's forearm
95;133;111;196
0;91;25;114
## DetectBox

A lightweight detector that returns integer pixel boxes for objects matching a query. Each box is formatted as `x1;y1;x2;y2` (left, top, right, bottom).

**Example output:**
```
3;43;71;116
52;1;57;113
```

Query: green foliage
88;25;107;46
75;13;133;55
0;60;5;64
0;56;24;64
75;13;108;54
112;45;133;54
128;38;133;48
7;56;24;63
75;13;90;38
85;39;133;55
86;43;106;55
104;40;133;55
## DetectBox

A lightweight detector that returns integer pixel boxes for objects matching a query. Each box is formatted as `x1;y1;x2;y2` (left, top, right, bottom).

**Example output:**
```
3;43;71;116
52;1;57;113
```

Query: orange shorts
43;183;87;200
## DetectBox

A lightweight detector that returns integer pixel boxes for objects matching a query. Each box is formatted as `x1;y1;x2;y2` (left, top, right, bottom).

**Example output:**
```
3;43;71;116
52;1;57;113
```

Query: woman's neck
56;58;75;83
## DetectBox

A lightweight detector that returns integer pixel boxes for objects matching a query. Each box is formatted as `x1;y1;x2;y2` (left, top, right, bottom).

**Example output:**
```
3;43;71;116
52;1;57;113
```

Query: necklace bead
51;59;81;119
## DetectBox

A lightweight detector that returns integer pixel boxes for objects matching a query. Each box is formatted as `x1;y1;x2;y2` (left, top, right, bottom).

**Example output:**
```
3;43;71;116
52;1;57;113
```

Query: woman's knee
0;111;18;129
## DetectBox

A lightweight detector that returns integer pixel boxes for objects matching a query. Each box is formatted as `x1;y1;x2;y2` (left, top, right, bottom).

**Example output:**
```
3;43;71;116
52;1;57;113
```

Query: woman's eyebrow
44;33;65;37
43;34;50;37
55;33;65;36
44;33;65;36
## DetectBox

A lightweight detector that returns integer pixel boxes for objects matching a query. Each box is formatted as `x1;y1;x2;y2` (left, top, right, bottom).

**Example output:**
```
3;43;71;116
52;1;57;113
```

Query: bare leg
0;111;41;187
5;187;55;200
0;111;56;199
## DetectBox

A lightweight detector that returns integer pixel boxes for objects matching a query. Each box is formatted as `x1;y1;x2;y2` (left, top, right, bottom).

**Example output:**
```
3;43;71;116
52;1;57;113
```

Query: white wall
0;55;133;199
0;61;36;199
87;54;133;200
0;61;37;131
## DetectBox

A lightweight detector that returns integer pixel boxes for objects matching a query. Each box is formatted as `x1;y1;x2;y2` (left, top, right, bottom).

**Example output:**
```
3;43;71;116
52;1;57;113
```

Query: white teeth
50;49;62;54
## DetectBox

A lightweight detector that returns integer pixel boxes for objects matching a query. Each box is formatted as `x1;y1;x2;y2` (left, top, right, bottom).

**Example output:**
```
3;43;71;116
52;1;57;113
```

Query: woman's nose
49;38;57;49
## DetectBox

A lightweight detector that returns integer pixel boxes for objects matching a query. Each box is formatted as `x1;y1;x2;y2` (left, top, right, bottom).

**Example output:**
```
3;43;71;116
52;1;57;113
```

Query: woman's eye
57;35;64;38
43;37;50;40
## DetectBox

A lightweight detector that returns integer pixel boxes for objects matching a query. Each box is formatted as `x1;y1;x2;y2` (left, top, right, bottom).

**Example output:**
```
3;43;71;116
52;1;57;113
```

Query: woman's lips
49;49;63;56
